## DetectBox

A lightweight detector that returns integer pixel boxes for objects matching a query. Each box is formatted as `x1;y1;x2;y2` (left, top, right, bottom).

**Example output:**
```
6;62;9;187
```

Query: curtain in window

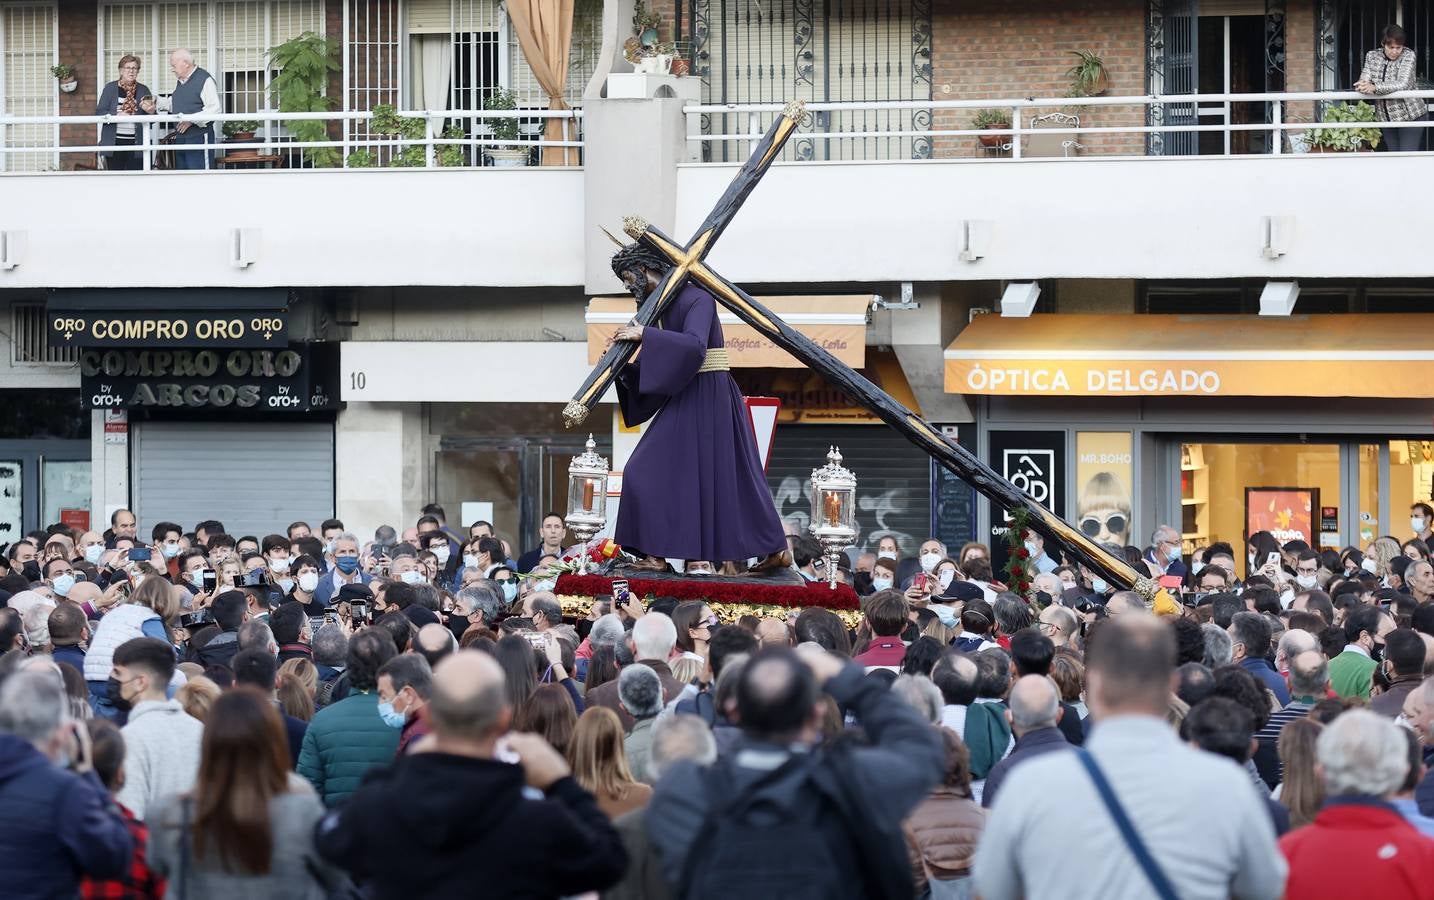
409;33;453;131
506;0;576;165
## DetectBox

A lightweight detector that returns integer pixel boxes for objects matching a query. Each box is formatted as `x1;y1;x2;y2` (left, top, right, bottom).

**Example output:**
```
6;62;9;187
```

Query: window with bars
0;3;58;173
10;303;76;365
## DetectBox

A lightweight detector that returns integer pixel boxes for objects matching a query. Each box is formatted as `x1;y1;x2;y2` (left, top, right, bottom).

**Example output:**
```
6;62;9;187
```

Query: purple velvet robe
615;283;787;562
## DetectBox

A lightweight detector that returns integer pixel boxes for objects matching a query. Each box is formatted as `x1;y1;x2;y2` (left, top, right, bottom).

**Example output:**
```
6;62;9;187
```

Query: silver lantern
809;446;857;589
564;434;609;573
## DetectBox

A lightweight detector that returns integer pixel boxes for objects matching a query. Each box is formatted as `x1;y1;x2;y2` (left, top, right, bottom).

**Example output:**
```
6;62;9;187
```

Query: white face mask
269;556;291;573
1060;579;1077;591
325;539;337;556
1295;573;1317;590
399;570;425;585
1023;541;1039;558
938;570;955;590
277;577;295;594
463;554;480;569
919;552;940;573
1191;560;1206;576
1279;588;1295;608
298;571;319;593
433;545;451;564
1362;557;1379;574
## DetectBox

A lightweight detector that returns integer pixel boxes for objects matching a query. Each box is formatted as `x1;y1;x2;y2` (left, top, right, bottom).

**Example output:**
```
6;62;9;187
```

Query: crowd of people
5;501;1434;898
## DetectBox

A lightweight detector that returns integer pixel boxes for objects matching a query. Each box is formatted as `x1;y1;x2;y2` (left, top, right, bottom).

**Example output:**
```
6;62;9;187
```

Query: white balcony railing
0;107;583;173
684;90;1434;163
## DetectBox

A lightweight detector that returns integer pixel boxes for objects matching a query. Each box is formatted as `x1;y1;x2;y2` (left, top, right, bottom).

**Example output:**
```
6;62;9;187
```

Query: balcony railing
685;90;1434;163
0;107;583;173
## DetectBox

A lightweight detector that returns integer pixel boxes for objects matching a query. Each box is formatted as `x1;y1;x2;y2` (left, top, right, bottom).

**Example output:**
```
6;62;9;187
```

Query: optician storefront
944;313;1434;571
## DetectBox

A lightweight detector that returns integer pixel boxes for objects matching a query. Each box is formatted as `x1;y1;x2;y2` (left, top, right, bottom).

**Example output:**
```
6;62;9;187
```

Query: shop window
1181;442;1340;570
1389;441;1434;542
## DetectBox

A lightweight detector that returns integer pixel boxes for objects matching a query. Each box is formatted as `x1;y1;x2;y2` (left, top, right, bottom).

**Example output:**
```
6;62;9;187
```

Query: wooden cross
566;105;1175;611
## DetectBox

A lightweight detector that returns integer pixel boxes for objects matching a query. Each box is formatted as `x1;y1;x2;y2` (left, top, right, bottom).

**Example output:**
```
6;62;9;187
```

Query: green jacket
297;690;400;807
965;700;1012;780
1328;648;1378;700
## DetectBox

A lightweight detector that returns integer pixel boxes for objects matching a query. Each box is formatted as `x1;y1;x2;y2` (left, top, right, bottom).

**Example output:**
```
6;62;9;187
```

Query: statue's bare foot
747;550;792;574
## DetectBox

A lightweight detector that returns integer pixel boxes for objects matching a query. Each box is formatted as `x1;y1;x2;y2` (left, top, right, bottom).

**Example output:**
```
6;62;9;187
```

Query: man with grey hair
892;674;943;724
314;623;350;708
238;619;278;657
1201;622;1233;668
0;669;133;895
1037;603;1079;648
1105;590;1149;618
1281;709;1434;894
982;674;1069;809
163;48;220;169
1274;628;1318;676
588;613;682;729
1145;524;1187;579
316;532;372;608
1254;649;1328;788
315;651;626;896
450;581;503;643
619;664;664;784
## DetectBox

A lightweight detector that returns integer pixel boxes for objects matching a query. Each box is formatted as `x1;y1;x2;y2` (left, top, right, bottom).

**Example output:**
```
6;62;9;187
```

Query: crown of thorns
603;227;669;279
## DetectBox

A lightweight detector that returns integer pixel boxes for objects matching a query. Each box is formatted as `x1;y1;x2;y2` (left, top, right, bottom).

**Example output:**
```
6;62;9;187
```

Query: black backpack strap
1075;749;1178;900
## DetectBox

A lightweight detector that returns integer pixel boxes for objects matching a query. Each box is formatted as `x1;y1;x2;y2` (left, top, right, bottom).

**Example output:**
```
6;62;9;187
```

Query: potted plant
268;32;340;167
1066;51;1109;97
370;103;428;166
482;89;528;167
437;124;467;167
623;1;672;73
222;120;261;142
51;64;78;93
1305;101;1382;152
972;108;1011;148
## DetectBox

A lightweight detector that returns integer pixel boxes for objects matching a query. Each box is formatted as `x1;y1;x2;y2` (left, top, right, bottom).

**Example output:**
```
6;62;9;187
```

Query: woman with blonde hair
276;663;317;723
83;570;180;718
1366;535;1403;579
668;654;704;686
1275;718;1324;829
568;706;652;819
176;676;222;722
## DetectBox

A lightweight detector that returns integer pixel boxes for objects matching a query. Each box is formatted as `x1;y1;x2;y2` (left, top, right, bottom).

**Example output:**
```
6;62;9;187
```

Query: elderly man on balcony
162;49;222;170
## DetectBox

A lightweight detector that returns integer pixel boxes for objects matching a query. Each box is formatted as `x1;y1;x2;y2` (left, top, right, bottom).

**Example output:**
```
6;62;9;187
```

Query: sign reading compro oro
585;295;870;369
49;310;288;348
945;313;1434;399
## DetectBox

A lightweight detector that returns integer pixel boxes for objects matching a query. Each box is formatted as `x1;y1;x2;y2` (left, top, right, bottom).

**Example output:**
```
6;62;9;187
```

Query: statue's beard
625;280;651;302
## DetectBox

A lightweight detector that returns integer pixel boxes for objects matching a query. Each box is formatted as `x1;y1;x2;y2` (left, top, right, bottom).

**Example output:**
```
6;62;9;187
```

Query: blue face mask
162;543;182;559
377;700;406;729
1166;545;1182;563
501;582;518;603
1091;577;1108;594
335;555;360;574
52;574;76;597
84;544;105;565
932;603;958;628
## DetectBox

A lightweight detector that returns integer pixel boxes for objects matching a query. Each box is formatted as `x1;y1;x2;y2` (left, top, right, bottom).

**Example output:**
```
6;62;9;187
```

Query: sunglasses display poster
987;431;1066;576
1075;432;1134;553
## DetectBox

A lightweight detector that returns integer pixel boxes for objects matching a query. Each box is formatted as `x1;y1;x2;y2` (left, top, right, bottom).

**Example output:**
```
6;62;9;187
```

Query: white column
335;401;425;541
89;410;130;530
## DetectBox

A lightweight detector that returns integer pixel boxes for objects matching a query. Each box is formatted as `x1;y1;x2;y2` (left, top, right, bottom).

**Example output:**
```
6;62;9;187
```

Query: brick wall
1284;0;1318;131
930;0;1147;159
57;0;98;170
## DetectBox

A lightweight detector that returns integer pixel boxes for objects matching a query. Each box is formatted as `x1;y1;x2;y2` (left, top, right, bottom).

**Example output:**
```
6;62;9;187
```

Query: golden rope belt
697;348;731;373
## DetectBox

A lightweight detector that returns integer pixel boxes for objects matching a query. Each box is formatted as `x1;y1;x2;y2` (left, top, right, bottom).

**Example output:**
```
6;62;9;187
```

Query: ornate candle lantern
809;446;857;589
565;434;609;573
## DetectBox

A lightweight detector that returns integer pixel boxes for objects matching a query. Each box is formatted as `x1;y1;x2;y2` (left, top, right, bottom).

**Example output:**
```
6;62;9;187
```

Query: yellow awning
945;313;1434;398
586;295;871;369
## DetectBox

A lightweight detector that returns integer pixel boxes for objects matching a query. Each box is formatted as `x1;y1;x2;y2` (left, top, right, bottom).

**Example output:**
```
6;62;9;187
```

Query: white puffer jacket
83;602;160;683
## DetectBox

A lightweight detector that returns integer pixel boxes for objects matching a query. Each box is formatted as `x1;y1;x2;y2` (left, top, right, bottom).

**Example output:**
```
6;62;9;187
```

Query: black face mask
575;618;594;642
1370;640;1385;664
21;560;40;583
106;676;133;712
447;613;472;645
852;571;873;595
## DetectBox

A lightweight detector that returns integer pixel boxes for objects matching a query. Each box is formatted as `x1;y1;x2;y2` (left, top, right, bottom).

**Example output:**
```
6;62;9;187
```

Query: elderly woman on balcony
1356;24;1428;152
96;54;157;171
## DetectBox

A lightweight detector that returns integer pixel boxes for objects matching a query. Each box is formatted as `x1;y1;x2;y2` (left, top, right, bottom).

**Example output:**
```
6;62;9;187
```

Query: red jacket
853;638;907;670
1280;798;1434;900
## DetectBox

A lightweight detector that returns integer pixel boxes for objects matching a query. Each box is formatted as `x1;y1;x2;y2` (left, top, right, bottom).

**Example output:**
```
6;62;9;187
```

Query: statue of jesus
606;240;789;573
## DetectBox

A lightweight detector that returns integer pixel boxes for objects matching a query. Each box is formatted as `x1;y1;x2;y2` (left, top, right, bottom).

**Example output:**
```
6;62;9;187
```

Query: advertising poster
1246;487;1318;544
987;431;1065;576
1075;432;1134;550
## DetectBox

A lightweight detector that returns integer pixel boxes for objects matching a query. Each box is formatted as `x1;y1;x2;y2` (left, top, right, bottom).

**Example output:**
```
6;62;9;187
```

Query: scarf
119;80;138;115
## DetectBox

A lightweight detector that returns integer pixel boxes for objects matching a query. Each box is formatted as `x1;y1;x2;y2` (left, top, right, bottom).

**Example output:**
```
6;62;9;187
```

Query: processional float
563;99;1176;616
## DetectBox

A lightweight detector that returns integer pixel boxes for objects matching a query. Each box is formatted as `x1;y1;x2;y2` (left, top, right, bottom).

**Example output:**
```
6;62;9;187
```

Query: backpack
679;747;913;900
316;670;349;709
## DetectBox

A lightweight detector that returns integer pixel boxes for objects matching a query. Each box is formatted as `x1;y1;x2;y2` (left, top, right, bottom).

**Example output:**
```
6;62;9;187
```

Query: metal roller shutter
766;425;931;558
133;421;334;537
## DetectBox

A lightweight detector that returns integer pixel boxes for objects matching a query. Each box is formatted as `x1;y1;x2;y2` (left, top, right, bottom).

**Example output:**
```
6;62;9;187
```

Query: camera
179;610;209;629
350;600;369;625
201;568;217;593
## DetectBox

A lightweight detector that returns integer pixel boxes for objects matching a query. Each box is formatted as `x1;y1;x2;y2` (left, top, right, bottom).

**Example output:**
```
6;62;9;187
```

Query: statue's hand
613;324;645;343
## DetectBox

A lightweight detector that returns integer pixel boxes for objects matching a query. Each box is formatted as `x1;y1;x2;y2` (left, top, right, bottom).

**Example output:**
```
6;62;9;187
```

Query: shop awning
586;295;871;368
945;313;1434;398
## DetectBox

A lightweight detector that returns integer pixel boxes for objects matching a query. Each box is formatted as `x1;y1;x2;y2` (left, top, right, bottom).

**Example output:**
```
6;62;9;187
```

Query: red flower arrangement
553;573;861;611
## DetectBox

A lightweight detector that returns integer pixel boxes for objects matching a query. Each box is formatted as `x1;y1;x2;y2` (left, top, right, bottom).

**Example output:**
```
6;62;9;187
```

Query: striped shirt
1255;699;1313;787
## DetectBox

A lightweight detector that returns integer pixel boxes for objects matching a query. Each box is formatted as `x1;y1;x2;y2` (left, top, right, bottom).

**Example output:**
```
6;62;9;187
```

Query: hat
939;580;985;603
337;583;373;603
403;605;441;628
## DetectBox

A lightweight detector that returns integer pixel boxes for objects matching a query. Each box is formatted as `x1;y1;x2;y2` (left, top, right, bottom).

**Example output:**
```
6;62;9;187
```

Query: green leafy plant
1065;51;1109;97
345;149;375;168
1305;101;1382;151
370;103;428;166
972;108;1010;129
267;32;340;167
483;89;522;147
437;124;467;167
50;64;75;80
222;119;260;137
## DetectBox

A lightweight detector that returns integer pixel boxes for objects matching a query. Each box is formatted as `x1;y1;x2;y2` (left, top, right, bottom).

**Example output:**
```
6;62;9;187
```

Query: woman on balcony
1356;24;1428;152
96;55;156;171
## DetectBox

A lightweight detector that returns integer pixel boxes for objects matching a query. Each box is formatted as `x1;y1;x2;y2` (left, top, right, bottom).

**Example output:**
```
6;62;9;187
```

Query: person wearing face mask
259;533;293;582
934;581;984;633
42;558;78;601
149;522;184;578
109;638;203;820
1412;503;1434;545
934;559;961;594
77;532;107;569
288;555;324;617
1329;605;1395;700
388;549;428;588
869;556;899;596
1022;533;1059;575
420;530;458;586
1368;629;1428;719
1143;524;1188;580
494;567;524;605
376;654;433;757
897;538;948;589
1291;550;1322;594
315;533;371;608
